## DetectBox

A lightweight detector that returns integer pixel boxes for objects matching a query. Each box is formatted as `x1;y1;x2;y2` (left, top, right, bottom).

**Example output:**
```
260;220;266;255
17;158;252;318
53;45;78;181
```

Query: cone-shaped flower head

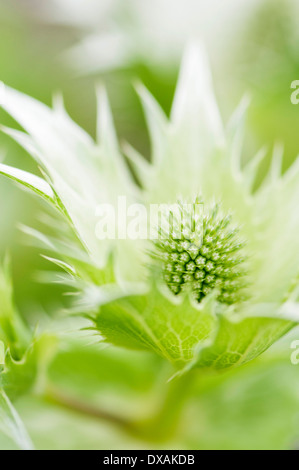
152;201;247;304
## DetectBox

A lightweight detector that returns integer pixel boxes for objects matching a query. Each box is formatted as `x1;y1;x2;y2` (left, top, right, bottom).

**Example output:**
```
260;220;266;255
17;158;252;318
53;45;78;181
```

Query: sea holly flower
0;45;299;373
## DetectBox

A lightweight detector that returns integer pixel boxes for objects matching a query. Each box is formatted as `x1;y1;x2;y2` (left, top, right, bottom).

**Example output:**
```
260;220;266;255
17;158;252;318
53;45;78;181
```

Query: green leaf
0;389;33;450
93;284;218;368
192;314;295;370
92;284;297;371
0;262;58;399
0;335;57;400
0;261;30;360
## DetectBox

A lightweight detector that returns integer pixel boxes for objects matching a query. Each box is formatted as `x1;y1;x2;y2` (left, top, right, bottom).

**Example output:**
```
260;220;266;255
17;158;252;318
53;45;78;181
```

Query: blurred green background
1;0;299;449
2;0;299;314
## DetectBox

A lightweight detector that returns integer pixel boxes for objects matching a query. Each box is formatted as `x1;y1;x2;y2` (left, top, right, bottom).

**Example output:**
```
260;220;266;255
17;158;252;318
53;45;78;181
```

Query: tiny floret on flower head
151;200;247;304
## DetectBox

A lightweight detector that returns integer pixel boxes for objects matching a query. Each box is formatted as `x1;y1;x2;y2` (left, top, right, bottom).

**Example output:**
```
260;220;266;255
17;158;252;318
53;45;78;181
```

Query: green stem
138;370;196;442
43;385;138;435
42;371;195;443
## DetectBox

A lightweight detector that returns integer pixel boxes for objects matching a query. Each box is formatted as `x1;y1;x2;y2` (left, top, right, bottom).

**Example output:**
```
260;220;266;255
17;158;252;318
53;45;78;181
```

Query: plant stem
43;385;137;435
42;371;195;443
137;370;196;442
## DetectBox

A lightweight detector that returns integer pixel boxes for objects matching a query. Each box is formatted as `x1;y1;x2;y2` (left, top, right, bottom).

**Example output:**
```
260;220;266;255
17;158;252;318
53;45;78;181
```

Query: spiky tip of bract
151;201;248;305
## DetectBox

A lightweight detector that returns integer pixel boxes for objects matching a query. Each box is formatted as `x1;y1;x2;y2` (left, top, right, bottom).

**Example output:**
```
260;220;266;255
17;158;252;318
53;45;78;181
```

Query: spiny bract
152;202;247;304
0;45;299;371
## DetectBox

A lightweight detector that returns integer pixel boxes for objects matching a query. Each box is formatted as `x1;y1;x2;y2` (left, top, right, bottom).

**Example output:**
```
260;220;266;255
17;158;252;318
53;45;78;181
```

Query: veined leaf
191;313;295;371
92;284;298;372
92;285;218;368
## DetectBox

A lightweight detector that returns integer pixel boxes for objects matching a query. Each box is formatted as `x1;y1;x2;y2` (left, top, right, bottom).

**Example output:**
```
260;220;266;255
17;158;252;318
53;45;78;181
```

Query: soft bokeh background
1;0;299;449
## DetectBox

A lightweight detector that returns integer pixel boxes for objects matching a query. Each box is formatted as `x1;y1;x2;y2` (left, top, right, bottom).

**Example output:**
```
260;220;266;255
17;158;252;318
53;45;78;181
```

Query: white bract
1;45;299;371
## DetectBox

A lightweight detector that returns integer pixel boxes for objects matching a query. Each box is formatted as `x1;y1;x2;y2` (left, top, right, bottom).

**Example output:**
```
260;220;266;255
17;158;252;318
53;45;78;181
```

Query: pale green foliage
0;261;30;360
0;390;33;450
9;341;299;450
93;286;218;367
0;264;57;448
0;45;299;371
93;286;295;371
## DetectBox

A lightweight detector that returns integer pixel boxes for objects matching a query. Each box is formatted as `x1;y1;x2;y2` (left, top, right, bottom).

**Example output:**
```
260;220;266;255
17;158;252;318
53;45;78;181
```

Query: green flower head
151;201;247;305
